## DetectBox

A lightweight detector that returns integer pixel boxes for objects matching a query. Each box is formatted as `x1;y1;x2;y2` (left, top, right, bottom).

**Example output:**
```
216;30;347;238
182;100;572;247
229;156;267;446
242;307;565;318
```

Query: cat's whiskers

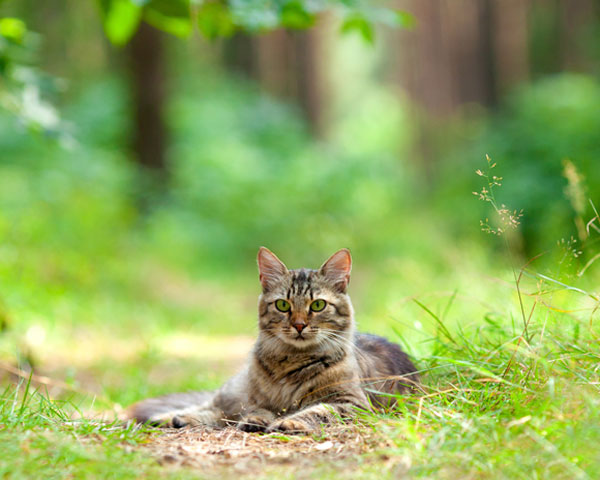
319;330;372;365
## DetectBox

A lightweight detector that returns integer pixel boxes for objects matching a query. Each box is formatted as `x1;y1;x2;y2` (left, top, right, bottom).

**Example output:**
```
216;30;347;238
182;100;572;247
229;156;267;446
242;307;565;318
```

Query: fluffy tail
126;391;215;425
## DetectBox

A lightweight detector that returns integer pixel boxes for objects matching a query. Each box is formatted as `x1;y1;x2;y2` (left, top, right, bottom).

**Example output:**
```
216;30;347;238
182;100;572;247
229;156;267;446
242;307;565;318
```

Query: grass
0;377;165;479
401;301;600;479
1;249;598;479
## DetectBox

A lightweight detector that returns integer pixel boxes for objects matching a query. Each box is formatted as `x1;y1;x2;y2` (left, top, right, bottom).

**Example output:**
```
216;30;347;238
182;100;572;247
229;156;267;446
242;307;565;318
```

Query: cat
127;247;419;434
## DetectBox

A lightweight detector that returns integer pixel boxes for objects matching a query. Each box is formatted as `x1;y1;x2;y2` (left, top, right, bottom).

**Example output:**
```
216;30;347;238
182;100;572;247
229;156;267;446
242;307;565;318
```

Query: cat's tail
125;391;215;425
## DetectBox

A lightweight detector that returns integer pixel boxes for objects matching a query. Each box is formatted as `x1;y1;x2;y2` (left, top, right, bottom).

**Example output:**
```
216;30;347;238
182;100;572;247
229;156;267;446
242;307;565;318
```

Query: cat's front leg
237;408;277;432
266;402;360;434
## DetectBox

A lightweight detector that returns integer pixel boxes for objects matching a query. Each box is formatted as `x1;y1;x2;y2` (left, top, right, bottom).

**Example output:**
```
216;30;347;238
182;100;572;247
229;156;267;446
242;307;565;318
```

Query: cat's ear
257;247;288;292
319;249;352;293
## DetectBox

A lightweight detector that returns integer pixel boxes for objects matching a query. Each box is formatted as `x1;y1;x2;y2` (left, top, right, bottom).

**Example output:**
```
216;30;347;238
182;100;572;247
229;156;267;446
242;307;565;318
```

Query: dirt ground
139;424;411;478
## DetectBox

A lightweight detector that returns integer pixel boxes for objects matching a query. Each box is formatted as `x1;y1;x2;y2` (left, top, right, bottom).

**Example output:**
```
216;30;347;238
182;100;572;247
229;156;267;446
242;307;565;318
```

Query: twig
0;361;74;391
0;360;105;402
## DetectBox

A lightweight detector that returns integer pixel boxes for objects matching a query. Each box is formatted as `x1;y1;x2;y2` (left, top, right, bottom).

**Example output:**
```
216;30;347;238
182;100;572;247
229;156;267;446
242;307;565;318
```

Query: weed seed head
475;156;522;236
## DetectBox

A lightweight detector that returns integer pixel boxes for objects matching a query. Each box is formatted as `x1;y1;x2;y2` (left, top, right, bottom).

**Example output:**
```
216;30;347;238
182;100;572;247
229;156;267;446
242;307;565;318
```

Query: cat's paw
146;412;197;429
237;415;270;433
161;410;220;429
147;412;179;428
266;418;313;435
171;415;192;428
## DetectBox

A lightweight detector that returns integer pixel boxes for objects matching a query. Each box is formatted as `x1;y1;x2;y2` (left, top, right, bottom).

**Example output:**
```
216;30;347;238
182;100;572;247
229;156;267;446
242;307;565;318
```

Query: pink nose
293;323;306;333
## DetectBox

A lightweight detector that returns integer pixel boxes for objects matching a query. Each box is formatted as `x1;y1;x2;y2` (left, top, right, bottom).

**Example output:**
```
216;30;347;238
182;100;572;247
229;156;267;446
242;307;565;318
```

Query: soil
138;424;410;478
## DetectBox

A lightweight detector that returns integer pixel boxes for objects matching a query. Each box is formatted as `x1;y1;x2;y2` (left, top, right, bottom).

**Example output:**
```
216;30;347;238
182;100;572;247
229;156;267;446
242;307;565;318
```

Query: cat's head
256;247;354;350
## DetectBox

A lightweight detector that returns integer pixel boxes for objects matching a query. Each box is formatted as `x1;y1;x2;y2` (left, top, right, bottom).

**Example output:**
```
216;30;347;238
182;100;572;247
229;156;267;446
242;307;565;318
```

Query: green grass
1;256;598;479
0;378;176;479
392;307;600;479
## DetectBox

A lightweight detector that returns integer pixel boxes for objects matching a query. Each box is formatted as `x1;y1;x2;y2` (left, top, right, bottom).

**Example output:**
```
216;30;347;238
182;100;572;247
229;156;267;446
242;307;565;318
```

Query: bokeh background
0;0;599;408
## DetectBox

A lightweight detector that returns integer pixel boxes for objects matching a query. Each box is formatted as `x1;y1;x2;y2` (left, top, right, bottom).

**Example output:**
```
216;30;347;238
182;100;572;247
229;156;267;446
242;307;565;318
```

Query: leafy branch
96;0;414;45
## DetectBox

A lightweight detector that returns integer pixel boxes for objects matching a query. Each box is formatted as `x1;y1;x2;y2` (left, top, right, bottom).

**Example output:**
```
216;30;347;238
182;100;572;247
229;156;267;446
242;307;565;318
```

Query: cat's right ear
257;247;288;292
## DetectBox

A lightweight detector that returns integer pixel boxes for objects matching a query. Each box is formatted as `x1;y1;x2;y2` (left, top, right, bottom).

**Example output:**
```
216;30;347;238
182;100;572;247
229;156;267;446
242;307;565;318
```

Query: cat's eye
275;299;291;312
310;299;326;312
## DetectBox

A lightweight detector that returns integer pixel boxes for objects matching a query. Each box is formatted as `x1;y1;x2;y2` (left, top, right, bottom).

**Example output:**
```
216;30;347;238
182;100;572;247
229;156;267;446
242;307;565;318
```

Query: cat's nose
293;323;307;333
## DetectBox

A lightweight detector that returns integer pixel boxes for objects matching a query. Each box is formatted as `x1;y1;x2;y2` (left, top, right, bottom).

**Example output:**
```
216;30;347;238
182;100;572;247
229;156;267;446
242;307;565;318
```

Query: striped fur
126;248;419;433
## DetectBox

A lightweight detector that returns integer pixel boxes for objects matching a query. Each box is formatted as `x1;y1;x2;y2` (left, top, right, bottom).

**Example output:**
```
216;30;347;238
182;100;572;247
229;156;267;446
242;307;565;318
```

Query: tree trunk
491;0;530;94
394;0;499;117
222;28;325;137
558;0;597;71
291;29;324;137
393;0;497;181
255;30;295;98
223;33;259;78
128;22;167;175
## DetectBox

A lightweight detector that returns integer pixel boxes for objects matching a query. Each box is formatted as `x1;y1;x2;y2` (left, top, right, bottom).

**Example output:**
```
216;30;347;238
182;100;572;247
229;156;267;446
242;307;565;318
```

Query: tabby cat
127;247;419;433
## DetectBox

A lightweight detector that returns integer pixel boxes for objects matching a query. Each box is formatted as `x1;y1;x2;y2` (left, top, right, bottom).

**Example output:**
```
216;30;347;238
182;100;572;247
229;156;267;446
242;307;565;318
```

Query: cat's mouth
292;329;317;341
277;330;318;348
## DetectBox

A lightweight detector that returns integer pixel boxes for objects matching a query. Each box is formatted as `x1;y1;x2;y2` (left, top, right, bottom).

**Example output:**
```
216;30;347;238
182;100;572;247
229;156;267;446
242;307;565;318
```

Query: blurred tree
128;22;166;173
223;32;258;78
291;29;325;136
395;0;600;118
558;0;599;71
224;28;326;137
492;0;530;95
395;0;497;116
391;0;499;182
392;0;600;185
97;0;409;181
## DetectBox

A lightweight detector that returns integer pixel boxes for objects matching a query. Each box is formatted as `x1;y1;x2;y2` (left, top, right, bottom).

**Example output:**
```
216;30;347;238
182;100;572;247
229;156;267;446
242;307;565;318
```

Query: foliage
435;74;600;256
0;16;66;139
155;72;418;269
482;75;600;251
96;0;412;44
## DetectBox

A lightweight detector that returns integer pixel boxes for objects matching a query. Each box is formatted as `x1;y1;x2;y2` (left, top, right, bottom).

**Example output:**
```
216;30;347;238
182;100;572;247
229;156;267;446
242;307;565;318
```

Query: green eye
275;299;291;312
310;299;326;312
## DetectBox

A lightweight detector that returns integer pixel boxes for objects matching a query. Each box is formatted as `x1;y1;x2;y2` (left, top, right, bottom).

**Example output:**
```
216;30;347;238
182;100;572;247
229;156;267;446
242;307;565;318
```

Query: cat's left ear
319;249;352;293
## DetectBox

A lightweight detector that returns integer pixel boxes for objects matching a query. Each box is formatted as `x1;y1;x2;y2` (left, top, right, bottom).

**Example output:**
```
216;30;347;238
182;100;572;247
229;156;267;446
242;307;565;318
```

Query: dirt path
140;424;410;478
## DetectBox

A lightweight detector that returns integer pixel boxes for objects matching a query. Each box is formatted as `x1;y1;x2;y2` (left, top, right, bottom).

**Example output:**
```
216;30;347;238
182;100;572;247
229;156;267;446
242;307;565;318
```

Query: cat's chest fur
248;346;361;413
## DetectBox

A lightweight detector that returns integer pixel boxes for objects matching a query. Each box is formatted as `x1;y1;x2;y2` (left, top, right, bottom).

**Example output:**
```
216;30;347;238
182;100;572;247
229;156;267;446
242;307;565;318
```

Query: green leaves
96;0;413;45
197;2;235;39
0;17;27;43
395;10;415;29
340;14;374;43
97;0;142;45
340;7;415;44
145;0;192;37
97;0;191;45
280;1;315;29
